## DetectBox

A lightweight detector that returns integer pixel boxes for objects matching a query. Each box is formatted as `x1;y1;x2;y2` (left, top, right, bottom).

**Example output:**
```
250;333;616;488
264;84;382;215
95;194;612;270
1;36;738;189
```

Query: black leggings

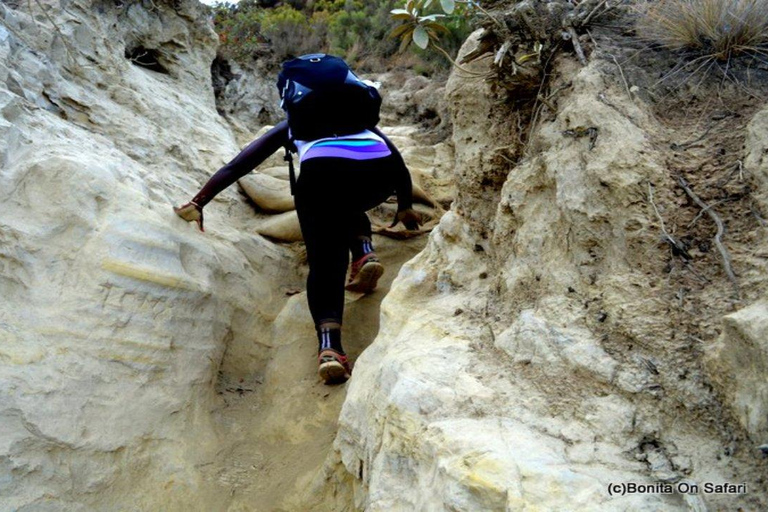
294;155;396;326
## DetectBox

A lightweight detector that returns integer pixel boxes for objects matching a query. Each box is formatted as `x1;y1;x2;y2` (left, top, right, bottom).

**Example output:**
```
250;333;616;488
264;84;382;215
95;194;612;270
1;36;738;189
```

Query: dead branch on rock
670;124;714;150
470;0;505;30
586;29;600;54
688;198;734;227
563;26;587;66
129;50;160;68
485;322;496;345
715;160;745;187
524;46;561;155
433;43;491;78
611;54;633;101
536;93;557;112
536;81;569;114
596;92;642;129
648;182;692;261
461;0;620;80
582;0;610;27
676;176;740;297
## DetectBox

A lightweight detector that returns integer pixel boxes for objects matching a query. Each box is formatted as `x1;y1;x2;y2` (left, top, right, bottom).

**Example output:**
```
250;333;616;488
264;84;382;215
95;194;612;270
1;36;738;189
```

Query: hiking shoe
318;349;351;385
346;253;384;293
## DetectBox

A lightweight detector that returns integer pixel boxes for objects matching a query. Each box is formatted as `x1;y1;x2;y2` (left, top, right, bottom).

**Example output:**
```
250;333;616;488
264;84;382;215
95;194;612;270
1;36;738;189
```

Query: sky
199;0;240;5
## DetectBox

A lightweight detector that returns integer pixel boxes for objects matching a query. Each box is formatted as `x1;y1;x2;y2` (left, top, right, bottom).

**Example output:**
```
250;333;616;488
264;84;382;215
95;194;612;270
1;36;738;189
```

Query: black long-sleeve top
192;121;414;211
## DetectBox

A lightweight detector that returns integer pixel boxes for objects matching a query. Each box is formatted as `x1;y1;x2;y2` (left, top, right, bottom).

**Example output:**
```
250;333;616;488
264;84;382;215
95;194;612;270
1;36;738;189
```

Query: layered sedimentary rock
212;58;282;145
705;300;768;441
0;3;454;509
4;1;768;510
0;1;301;509
332;30;768;511
745;104;768;210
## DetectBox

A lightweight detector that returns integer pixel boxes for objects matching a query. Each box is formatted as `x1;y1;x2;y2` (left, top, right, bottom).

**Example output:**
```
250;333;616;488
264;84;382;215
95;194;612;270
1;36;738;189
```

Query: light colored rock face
6;2;768;510
495;309;618;383
213;59;282;145
332;30;768;511
376;71;452;143
0;1;302;509
705;300;768;441
745;105;768;210
1;2;454;508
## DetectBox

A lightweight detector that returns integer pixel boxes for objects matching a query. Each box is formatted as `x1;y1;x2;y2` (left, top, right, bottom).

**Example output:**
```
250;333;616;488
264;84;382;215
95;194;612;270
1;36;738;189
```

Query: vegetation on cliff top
208;0;472;74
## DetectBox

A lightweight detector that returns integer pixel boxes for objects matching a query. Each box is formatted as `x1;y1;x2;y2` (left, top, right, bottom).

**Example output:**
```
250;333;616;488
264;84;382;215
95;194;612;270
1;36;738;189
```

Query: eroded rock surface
745;104;768;211
0;1;302;509
0;3;451;510
213;58;282;145
4;2;768;511
705;300;768;441
330;30;768;511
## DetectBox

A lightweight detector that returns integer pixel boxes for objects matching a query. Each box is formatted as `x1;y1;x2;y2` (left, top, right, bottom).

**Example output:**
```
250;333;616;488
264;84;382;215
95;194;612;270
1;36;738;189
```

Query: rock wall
0;1;302;509
212;57;282;145
704;100;768;444
332;30;768;511
745;104;768;212
4;2;768;510
0;3;460;509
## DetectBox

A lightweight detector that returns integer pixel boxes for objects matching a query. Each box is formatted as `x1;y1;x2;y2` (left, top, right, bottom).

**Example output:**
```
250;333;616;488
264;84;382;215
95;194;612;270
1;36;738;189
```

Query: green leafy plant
389;0;481;72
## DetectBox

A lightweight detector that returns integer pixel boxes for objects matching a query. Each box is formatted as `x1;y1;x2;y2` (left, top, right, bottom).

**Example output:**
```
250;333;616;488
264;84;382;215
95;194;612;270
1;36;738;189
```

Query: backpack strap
284;145;296;196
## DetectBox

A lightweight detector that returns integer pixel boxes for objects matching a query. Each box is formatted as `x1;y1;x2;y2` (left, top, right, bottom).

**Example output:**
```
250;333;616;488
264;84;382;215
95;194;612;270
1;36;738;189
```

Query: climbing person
174;54;420;385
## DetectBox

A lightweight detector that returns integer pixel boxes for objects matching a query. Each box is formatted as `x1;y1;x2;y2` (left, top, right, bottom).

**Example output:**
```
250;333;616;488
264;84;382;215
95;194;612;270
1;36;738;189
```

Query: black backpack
276;53;382;142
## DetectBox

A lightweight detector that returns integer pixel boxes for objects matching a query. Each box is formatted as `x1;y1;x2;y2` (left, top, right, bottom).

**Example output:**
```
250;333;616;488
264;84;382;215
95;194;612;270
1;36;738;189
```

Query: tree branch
677;176;740;298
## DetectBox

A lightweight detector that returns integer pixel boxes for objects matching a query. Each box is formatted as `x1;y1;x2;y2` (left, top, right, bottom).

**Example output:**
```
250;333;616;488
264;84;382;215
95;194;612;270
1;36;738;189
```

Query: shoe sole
345;262;384;293
318;360;350;385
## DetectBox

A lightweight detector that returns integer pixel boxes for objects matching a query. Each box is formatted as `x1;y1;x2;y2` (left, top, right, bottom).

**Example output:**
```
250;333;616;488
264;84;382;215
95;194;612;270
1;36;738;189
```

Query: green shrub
257;4;306;34
210;0;471;73
257;4;324;61
213;4;269;62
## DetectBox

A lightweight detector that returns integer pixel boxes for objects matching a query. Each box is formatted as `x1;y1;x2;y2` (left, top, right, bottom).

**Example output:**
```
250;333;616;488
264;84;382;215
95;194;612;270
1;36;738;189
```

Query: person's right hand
173;201;204;232
390;208;421;231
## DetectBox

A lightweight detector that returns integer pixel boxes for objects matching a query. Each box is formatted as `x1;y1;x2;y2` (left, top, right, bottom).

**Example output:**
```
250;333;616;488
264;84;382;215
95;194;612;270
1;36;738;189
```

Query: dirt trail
198;125;450;511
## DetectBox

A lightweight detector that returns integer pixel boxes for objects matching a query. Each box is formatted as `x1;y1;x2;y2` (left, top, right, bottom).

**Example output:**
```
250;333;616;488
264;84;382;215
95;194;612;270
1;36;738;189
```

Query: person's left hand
389;208;421;231
174;201;204;232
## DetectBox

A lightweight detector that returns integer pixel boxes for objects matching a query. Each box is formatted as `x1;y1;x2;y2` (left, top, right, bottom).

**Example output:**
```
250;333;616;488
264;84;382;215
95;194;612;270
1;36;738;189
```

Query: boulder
705;300;768;441
239;172;294;213
257;211;304;242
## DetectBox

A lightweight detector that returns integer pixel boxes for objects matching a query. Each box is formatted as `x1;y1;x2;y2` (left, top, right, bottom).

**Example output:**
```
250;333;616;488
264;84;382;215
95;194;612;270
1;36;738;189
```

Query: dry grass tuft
639;0;768;61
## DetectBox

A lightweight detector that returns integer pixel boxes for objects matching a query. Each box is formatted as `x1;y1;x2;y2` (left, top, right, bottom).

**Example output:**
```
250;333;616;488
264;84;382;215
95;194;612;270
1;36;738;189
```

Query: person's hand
390;208;421;231
174;201;204;232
